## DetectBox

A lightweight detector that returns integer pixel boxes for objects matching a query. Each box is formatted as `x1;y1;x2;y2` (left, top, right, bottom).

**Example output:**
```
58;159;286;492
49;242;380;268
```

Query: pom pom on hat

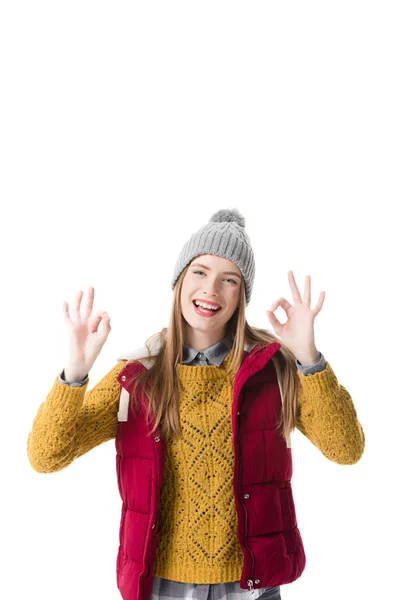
209;208;246;229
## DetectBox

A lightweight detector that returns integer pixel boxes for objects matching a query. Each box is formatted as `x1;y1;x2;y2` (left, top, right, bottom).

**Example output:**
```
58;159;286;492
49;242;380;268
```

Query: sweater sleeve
295;361;365;465
26;360;126;473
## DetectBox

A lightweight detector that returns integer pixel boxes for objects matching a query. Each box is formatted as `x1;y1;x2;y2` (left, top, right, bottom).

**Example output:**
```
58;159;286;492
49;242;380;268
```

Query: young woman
27;208;365;600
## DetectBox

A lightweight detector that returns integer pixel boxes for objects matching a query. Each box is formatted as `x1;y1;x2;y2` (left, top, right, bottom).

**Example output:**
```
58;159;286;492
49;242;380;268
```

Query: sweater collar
182;333;233;366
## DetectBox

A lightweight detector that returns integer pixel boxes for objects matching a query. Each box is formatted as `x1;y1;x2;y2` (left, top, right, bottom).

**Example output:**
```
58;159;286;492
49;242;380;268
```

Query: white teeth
194;300;220;311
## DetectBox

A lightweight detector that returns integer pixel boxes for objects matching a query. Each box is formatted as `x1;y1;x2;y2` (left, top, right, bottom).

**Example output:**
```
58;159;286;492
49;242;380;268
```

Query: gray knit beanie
171;208;255;306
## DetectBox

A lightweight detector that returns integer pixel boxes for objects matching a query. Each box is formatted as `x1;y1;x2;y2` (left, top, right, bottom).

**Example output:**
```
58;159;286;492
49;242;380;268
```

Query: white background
1;1;399;599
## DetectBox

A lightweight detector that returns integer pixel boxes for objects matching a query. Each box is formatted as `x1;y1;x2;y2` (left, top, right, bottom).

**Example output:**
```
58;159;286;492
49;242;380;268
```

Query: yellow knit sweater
154;353;242;582
26;352;365;583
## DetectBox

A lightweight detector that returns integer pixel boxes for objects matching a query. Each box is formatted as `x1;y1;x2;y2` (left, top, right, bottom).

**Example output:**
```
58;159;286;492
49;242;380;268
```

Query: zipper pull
247;579;255;595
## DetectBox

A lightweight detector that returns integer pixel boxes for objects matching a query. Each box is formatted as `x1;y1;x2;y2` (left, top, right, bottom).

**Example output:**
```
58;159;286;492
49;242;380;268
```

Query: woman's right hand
62;286;111;380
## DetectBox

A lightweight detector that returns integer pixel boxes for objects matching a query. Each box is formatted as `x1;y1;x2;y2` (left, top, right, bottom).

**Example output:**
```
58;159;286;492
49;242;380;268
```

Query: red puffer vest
114;340;306;600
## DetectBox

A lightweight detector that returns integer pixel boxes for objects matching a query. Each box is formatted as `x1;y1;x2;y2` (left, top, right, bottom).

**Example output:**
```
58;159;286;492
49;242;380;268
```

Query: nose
202;286;220;301
202;279;219;296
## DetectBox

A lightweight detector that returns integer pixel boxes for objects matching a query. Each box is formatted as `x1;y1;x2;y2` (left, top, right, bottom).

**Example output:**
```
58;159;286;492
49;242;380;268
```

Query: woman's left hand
266;270;325;365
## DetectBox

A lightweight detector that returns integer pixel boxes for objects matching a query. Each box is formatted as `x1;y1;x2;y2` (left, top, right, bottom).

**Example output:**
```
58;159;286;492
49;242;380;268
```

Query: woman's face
180;254;242;347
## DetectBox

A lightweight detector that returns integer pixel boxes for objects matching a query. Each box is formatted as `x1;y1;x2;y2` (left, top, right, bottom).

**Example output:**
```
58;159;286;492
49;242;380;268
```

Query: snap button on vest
121;375;126;381
154;436;160;442
237;411;240;415
255;579;260;584
244;494;250;499
151;524;156;529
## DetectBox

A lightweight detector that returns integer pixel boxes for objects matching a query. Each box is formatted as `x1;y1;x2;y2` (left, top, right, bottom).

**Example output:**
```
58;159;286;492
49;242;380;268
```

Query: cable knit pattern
296;363;365;464
26;361;124;473
153;352;244;583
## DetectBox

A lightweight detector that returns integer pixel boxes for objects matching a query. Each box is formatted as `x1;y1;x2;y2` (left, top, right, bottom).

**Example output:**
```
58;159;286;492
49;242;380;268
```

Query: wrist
296;350;320;366
64;367;88;382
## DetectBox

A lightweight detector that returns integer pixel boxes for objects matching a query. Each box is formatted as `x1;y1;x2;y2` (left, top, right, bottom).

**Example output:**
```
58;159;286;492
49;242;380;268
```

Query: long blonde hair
125;263;300;444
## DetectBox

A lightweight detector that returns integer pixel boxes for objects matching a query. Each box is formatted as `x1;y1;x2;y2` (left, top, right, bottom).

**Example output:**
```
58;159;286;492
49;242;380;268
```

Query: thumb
98;314;111;339
89;311;104;334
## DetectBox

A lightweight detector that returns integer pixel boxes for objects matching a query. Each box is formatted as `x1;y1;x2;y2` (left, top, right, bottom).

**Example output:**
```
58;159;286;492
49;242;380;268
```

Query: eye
192;270;237;285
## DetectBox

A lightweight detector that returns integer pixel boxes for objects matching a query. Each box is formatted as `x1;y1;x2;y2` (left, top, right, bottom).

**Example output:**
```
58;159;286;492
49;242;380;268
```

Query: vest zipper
238;444;255;593
239;345;268;593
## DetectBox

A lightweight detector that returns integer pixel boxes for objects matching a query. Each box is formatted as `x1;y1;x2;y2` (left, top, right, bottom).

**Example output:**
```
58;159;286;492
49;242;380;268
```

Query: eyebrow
190;263;241;279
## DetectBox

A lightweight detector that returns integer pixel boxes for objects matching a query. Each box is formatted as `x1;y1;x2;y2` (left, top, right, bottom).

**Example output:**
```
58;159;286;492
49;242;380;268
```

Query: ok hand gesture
266;271;325;365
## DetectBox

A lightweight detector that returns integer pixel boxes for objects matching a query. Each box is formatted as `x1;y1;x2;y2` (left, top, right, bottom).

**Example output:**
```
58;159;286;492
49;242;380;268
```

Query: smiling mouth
192;300;222;314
